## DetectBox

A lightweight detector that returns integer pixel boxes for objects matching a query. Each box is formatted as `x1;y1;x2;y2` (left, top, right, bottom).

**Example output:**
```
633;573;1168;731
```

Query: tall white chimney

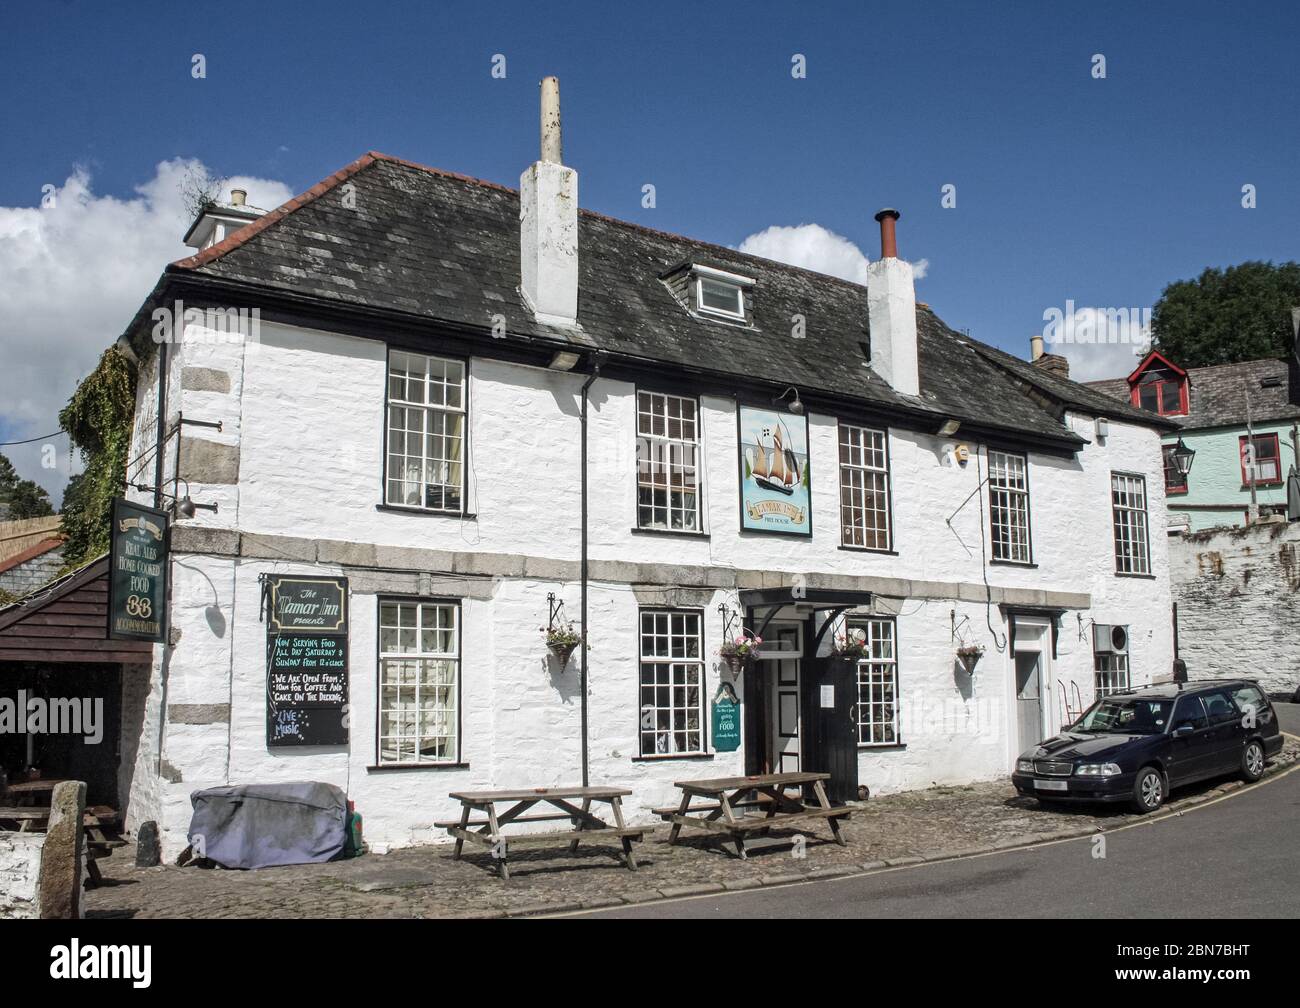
866;208;920;398
520;76;579;327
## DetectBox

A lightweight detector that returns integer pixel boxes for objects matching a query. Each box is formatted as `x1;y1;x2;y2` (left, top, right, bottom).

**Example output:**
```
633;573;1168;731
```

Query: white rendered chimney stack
520;76;579;327
866;209;920;398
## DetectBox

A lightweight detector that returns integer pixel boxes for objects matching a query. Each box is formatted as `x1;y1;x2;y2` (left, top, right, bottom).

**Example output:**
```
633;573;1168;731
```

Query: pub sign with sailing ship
737;405;812;536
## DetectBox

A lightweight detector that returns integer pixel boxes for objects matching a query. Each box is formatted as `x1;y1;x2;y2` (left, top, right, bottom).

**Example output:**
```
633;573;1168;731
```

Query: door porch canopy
739;587;875;655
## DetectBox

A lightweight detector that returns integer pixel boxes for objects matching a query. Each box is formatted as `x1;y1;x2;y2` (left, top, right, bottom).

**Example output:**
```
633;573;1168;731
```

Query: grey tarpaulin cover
188;781;347;869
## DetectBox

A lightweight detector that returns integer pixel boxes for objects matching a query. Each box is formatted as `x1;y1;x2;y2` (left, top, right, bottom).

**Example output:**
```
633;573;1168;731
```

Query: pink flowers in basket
719;632;762;671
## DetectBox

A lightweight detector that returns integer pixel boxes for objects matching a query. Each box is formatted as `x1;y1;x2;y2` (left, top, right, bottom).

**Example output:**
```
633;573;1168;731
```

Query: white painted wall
0;832;44;919
126;318;1176;854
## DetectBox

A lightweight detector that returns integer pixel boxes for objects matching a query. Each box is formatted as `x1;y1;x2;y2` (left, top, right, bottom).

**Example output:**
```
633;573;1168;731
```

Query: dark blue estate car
1011;679;1283;814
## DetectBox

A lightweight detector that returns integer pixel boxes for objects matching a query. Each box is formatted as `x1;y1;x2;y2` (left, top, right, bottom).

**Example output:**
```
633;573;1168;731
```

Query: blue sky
2;0;1297;497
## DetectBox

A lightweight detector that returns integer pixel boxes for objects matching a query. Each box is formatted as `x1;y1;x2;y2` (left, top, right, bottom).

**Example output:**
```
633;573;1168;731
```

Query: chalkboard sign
107;498;169;643
265;575;349;747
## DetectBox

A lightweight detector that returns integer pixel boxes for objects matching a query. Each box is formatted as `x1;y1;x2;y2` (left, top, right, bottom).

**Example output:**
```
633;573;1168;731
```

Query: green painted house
1090;350;1300;532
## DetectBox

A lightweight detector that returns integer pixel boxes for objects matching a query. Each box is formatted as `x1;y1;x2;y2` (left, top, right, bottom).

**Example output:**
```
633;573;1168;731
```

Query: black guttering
120;270;1088;459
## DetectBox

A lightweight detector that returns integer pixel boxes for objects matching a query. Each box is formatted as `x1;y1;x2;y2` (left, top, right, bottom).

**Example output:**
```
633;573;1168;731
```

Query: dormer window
691;265;753;322
1125;349;1188;417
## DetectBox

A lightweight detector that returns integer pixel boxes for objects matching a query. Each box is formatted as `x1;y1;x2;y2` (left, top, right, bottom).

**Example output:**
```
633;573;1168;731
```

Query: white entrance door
759;623;802;774
1012;619;1052;760
1015;650;1043;753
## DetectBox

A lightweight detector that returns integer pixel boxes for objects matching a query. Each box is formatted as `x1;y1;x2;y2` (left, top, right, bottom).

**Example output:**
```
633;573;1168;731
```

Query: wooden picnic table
5;779;66;806
655;771;851;860
437;786;651;880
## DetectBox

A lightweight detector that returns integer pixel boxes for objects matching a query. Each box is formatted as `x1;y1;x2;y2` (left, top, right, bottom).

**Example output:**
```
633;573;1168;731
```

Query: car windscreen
1074;698;1172;734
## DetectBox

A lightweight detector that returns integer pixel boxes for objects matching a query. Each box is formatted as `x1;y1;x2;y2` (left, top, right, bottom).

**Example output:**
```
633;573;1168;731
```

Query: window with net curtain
636;391;701;531
386;350;465;512
378;600;459;764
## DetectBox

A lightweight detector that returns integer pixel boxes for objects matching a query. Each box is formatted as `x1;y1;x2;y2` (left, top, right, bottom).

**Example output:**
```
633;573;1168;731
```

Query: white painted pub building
113;83;1177;854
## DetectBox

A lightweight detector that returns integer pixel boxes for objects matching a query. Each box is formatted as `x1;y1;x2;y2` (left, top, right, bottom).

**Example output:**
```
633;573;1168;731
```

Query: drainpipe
578;351;605;787
153;338;168;509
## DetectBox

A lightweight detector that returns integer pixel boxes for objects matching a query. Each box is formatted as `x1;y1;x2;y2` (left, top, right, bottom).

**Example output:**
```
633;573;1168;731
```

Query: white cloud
1042;304;1151;382
737;223;870;284
737;223;929;285
0;160;292;501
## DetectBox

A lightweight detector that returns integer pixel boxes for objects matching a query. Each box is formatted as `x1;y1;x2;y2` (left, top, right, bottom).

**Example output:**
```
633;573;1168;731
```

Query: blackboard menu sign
107;498;169;643
265;575;349;747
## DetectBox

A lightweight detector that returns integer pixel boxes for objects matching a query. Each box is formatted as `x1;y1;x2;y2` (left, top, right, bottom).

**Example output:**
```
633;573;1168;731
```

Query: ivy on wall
58;345;137;570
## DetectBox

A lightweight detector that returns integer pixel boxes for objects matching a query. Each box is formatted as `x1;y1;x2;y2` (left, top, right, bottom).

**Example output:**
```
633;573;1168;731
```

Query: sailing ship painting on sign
738;405;812;535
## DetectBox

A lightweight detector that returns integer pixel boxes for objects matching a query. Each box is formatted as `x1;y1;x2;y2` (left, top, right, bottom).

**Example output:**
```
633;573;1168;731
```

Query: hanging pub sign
107;498;169;643
711;683;741;752
264;574;349;748
737;405;812;536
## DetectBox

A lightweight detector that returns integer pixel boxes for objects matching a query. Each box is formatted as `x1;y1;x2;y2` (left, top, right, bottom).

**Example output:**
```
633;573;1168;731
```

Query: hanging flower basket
719;632;762;674
549;641;579;669
542;622;583;670
832;630;869;660
956;644;985;675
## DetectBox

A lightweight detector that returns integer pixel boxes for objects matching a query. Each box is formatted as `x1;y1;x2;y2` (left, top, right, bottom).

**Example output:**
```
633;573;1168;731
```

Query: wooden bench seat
433;811;584;829
661;806;851;835
650;797;777;817
444;824;650;847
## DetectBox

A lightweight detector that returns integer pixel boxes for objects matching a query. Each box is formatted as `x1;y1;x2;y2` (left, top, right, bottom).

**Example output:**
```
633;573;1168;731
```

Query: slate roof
160;152;1172;449
1088;357;1300;431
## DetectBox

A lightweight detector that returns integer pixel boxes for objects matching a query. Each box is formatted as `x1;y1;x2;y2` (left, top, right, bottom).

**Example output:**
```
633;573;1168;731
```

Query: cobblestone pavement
85;740;1298;919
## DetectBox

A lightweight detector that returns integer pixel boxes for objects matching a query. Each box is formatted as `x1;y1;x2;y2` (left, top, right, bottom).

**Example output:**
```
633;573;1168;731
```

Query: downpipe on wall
578;351;606;787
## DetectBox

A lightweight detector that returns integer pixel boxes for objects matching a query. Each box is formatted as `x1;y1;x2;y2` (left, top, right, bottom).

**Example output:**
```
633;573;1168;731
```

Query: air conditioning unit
1093;624;1129;655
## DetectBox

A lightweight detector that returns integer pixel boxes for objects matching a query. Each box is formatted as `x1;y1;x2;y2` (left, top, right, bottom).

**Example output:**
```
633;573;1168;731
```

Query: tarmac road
571;704;1300;919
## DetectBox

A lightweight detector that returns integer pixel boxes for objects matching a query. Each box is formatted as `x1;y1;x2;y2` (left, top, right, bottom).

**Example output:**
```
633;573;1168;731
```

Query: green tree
0;453;55;519
58;346;137;568
1150;261;1300;367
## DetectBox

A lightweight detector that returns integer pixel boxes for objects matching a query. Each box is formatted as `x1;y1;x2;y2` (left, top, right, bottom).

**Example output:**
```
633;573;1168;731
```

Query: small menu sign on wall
107;498;169;643
265;575;349;747
711;684;741;752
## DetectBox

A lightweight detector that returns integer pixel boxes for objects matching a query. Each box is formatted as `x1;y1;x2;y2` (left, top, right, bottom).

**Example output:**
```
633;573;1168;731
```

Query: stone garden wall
1170;517;1300;695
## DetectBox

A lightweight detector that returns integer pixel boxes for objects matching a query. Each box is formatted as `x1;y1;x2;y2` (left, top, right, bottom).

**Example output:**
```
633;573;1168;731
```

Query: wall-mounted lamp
774;386;804;414
938;419;961;437
129;477;217;519
1170;437;1196;477
1095;417;1109;439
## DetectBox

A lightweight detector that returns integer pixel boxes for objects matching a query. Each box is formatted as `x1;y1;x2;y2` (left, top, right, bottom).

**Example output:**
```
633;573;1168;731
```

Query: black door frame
741;588;872;802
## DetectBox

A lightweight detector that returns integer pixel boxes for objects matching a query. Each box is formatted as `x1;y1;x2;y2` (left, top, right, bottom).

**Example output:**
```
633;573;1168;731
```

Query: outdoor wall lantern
773;386;804;414
1170;437;1196;477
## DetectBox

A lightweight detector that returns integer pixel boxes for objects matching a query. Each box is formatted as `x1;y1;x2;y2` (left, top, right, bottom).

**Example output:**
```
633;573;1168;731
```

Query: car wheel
1131;767;1165;814
1240;740;1265;782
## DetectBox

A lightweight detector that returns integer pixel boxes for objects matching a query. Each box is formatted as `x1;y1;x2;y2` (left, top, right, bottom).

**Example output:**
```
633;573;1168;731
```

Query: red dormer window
1127;350;1189;417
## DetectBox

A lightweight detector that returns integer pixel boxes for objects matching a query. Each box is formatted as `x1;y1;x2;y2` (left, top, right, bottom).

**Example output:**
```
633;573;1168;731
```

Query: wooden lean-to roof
0;555;154;665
